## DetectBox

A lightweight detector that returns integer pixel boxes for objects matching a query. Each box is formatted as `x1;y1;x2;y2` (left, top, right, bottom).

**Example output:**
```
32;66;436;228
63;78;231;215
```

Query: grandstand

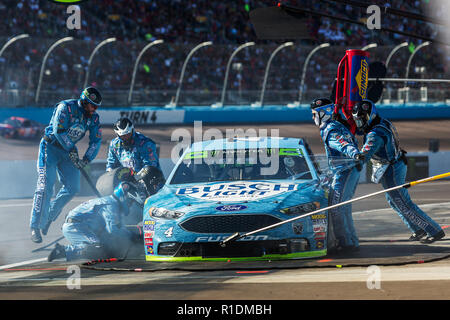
0;0;448;107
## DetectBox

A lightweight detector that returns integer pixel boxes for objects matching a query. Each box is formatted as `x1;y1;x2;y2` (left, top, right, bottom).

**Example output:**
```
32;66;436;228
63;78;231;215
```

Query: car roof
189;137;306;151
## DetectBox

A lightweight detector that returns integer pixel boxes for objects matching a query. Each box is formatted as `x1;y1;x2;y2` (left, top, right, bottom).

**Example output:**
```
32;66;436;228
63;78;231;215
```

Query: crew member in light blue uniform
30;87;102;243
107;117;164;195
47;181;145;262
311;98;362;253
352;100;445;243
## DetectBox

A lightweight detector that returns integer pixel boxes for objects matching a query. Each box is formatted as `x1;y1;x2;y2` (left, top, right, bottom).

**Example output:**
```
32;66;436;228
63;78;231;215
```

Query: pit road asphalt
0;120;449;300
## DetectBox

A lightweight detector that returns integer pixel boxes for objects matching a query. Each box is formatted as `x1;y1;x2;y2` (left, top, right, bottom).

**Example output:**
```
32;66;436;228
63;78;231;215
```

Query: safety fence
0;37;448;107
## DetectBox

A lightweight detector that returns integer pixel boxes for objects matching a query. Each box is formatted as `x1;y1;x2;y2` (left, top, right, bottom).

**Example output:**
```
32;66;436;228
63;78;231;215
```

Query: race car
0;116;45;139
142;137;332;261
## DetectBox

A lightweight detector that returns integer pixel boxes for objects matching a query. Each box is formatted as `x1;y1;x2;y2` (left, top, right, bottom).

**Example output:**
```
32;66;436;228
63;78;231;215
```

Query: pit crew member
311;97;361;253
47;181;145;262
30;87;102;243
352;100;445;243
107;117;164;195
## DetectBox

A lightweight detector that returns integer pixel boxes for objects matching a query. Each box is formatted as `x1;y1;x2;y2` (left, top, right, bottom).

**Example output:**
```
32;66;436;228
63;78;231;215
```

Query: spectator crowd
0;0;447;106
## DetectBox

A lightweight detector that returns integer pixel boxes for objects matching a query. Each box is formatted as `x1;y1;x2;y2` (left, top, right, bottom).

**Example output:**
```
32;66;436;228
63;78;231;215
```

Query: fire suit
360;118;443;236
30;99;102;232
106;131;160;172
62;195;135;261
321;120;360;249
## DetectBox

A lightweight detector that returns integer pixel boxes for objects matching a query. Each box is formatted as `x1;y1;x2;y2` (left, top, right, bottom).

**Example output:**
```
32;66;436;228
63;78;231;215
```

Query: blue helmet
80;87;102;107
113;181;145;206
352;100;378;132
310;98;334;128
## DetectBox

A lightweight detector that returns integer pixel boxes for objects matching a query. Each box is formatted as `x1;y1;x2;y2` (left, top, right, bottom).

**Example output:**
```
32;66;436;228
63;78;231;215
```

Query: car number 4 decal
164;227;174;238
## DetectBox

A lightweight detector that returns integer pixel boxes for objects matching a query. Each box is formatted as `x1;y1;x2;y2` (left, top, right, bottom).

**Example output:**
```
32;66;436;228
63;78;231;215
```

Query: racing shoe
409;230;427;241
420;230;445;244
48;243;66;262
31;228;42;243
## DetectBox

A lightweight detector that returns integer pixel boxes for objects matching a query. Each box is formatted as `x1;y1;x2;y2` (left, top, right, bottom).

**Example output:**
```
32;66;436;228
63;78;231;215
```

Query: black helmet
113;117;134;137
310;98;333;110
80;87;102;107
352;100;378;132
310;98;334;128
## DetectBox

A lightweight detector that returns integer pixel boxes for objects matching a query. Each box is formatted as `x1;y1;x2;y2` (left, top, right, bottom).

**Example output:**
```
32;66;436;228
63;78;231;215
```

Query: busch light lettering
176;182;297;202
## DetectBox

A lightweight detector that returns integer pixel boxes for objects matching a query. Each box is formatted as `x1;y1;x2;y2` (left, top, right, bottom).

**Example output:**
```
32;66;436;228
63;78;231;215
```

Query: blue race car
142;137;332;261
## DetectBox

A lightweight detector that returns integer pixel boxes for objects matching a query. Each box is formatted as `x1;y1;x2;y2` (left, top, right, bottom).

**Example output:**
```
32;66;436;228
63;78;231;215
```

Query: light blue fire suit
321;120;360;248
106;131;160;172
30;99;102;231
62;195;133;261
360;118;443;236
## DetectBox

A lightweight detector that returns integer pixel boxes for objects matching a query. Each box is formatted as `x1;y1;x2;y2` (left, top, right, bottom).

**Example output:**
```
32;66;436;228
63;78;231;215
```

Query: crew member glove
68;148;80;166
134;165;151;181
355;153;365;162
354;153;365;172
77;157;89;169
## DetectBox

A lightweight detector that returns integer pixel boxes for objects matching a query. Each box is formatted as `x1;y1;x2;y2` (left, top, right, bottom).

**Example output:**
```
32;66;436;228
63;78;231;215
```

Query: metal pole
128;39;164;105
381;42;408;102
35;37;74;104
403;41;430;103
169;41;213;108
0;34;30;58
405;42;430;80
385;42;408;70
253;41;294;107
298;43;330;105
83;37;116;89
220;171;450;246
212;42;255;108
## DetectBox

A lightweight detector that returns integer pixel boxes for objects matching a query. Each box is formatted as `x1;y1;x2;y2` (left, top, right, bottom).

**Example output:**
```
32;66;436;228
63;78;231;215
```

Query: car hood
144;180;325;214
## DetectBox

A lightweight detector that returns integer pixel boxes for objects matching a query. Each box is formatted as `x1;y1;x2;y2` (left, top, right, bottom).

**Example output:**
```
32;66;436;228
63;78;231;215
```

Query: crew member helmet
352;100;378;132
80;87;102;107
113;117;134;137
113;181;146;206
310;98;334;128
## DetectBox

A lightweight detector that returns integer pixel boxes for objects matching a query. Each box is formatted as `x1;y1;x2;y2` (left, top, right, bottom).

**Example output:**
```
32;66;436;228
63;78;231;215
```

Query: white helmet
113;117;134;137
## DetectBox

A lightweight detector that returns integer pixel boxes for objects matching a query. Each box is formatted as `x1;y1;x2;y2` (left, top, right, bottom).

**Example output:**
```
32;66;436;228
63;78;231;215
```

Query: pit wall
1;103;449;125
1;151;449;199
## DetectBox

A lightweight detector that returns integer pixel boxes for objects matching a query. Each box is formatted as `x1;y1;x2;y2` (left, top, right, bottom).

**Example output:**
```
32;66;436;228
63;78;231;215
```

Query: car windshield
4;118;20;127
169;148;313;184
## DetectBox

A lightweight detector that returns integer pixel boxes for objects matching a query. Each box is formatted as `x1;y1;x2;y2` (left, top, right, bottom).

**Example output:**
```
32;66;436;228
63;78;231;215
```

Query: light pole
385;42;408;70
403;41;430;103
212;41;255;108
167;41;213;108
290;43;330;107
382;42;408;102
0;34;30;58
128;39;164;105
361;43;377;51
252;41;294;108
0;34;30;101
405;41;430;80
35;37;74;104
83;37;116;89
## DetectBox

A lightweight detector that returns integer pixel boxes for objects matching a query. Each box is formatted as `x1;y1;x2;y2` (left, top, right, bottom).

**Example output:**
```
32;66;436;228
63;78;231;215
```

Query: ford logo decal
215;205;247;212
